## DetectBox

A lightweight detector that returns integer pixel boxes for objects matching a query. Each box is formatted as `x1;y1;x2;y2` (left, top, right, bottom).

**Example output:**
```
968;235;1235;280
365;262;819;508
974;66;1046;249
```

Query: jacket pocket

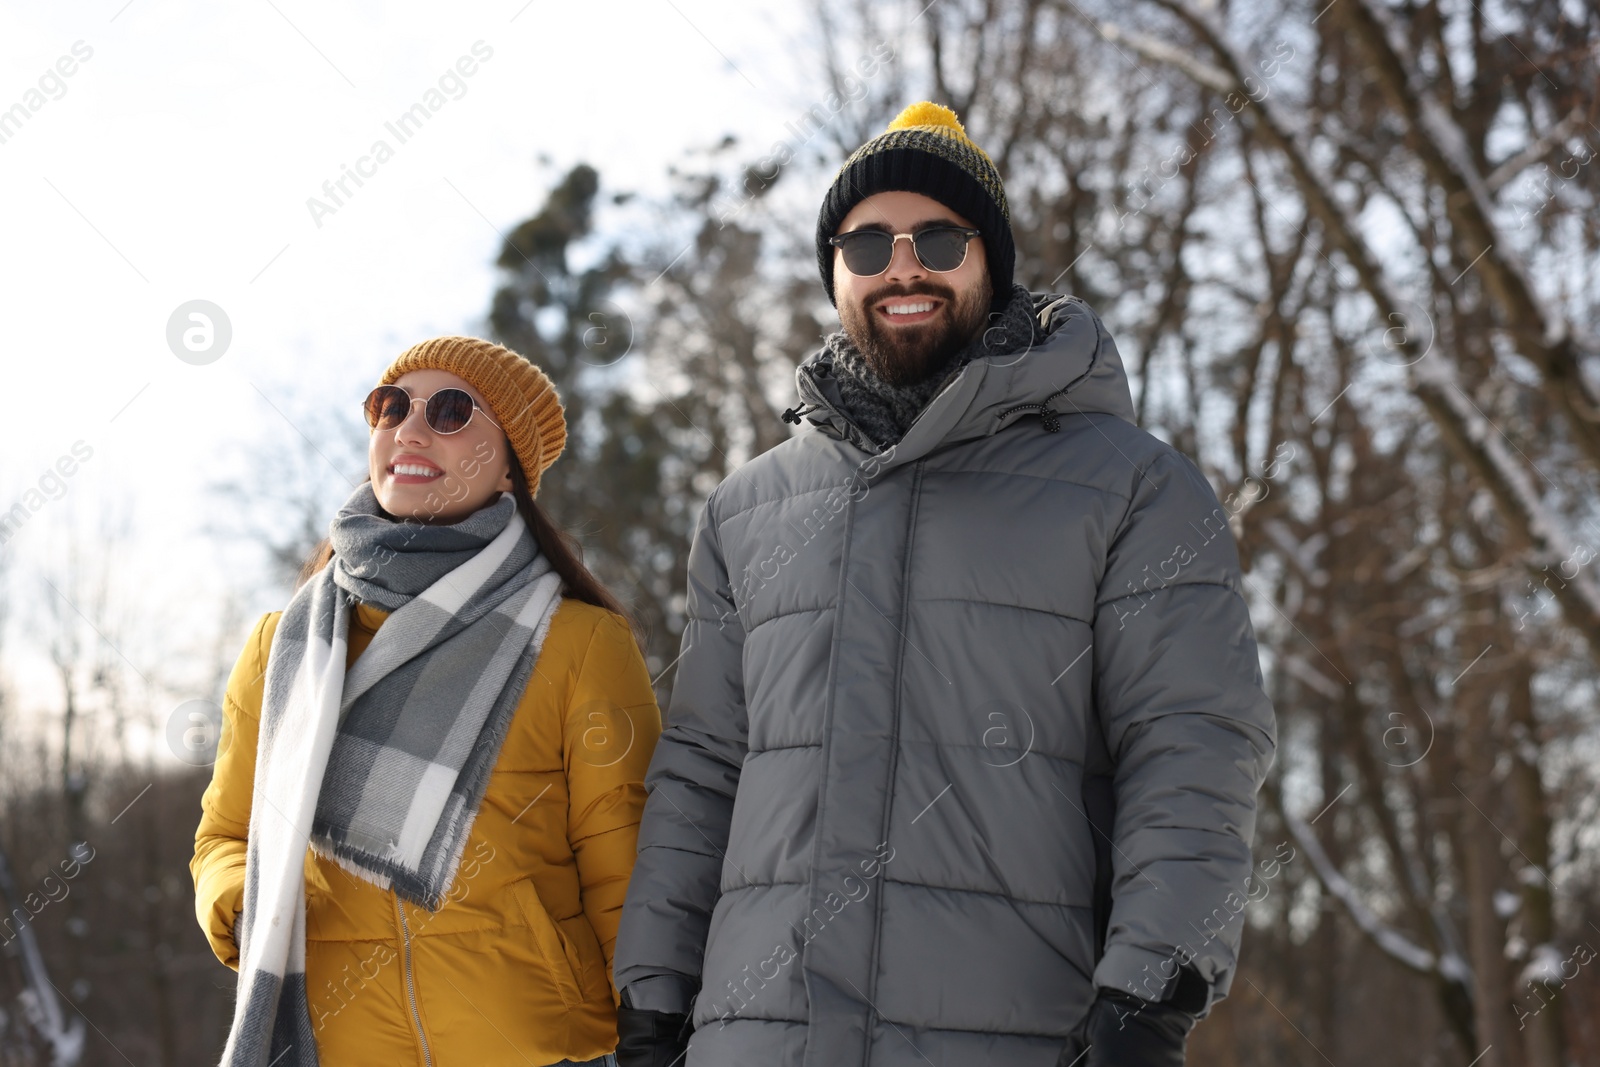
509;877;583;1011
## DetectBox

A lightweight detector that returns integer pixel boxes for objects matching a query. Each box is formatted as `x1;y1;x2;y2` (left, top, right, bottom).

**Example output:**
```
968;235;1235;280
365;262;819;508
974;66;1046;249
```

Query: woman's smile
386;452;445;484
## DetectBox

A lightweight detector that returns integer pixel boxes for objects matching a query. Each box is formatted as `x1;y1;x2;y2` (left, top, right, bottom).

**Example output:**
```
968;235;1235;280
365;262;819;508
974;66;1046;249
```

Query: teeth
392;464;441;477
885;301;934;315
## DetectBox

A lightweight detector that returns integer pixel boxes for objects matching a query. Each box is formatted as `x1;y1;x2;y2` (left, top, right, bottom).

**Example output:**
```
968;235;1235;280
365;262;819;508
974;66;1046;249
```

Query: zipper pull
782;402;819;424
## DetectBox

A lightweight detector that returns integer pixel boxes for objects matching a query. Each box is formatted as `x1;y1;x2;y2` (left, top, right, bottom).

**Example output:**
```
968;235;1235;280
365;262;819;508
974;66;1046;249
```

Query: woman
191;336;660;1066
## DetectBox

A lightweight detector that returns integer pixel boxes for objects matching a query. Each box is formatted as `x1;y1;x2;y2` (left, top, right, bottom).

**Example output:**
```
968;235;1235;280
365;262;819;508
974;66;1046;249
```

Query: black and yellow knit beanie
816;101;1014;310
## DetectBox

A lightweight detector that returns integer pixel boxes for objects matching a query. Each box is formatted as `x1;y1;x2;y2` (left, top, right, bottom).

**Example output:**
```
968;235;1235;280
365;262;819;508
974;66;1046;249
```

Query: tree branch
1333;0;1600;463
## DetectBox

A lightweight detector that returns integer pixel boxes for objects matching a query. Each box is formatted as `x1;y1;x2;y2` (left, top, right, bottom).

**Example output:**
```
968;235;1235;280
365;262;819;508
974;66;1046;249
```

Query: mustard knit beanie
816;101;1014;310
380;336;566;497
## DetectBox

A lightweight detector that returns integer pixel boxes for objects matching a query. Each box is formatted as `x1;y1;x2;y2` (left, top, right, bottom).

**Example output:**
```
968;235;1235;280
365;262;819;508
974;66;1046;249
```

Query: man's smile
876;297;943;325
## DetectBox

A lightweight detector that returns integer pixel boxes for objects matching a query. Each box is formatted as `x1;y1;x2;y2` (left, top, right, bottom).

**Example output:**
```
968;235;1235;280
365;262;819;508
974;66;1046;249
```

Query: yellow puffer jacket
191;595;661;1066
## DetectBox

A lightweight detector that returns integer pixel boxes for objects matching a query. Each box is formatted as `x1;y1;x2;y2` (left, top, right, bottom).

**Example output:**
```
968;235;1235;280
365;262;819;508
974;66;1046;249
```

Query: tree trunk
1503;651;1565;1067
1455;629;1523;1067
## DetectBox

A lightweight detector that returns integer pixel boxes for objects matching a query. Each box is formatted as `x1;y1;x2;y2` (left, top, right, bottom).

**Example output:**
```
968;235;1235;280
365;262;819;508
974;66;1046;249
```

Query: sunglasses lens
425;388;476;434
838;232;894;276
915;229;972;272
364;385;410;430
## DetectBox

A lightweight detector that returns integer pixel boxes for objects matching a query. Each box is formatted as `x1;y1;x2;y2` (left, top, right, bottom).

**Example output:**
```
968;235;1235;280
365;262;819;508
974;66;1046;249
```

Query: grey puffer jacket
615;294;1277;1067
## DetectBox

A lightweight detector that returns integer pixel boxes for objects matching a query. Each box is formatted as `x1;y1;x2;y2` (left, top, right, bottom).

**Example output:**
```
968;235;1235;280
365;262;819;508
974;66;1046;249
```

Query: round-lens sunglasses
828;225;981;277
362;384;502;435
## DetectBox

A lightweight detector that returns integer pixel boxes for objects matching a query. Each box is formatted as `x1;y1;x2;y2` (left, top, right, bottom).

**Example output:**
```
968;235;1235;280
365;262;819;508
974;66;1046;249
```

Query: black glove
1057;989;1196;1067
614;1003;692;1067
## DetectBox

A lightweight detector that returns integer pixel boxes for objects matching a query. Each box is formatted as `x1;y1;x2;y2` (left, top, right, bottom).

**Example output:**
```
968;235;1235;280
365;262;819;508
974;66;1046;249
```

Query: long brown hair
296;457;641;645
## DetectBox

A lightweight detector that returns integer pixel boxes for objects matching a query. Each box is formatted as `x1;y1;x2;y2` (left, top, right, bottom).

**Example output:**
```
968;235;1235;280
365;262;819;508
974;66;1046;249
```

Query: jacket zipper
394;894;434;1067
854;460;925;1065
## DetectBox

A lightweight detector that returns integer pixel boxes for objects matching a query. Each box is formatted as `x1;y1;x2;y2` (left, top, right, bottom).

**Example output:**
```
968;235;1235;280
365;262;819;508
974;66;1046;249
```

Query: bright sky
0;0;883;747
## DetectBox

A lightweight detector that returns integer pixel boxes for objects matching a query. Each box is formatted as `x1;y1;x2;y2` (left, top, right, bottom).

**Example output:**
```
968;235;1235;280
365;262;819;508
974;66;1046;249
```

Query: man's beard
840;276;993;387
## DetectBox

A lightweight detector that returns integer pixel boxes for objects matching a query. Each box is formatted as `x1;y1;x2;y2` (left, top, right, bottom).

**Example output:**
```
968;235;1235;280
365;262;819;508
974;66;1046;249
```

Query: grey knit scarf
222;483;566;1067
822;282;1040;448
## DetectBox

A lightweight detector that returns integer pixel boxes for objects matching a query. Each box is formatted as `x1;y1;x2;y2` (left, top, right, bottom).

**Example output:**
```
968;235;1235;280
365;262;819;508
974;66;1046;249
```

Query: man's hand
615;1005;692;1067
1057;990;1196;1067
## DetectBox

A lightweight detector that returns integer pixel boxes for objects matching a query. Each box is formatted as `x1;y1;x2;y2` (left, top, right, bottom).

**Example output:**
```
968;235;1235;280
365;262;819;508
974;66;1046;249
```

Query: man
613;101;1277;1067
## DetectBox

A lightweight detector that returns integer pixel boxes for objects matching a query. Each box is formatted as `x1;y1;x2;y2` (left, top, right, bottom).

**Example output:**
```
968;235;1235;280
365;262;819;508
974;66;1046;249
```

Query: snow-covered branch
1282;807;1441;975
1094;21;1232;92
1484;107;1590;193
0;844;85;1066
1135;0;1419;347
1338;0;1600;464
1123;0;1600;659
1412;357;1600;653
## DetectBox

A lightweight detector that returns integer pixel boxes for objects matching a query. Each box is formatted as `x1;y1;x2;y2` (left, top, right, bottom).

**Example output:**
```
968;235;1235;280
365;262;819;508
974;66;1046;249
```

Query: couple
191;102;1276;1067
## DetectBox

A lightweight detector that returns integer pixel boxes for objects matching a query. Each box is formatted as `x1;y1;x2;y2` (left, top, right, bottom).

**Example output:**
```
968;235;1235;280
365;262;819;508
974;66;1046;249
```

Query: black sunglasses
828;225;981;277
362;384;503;435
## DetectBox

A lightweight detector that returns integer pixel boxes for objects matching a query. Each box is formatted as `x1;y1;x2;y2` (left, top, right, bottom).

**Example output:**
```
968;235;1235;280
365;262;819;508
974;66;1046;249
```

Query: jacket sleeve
612;486;749;1011
564;610;663;993
1090;450;1277;1011
190;611;279;971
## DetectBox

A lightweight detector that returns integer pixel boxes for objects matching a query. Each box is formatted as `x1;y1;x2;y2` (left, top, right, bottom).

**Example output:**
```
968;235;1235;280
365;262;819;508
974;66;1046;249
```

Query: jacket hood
790;293;1136;470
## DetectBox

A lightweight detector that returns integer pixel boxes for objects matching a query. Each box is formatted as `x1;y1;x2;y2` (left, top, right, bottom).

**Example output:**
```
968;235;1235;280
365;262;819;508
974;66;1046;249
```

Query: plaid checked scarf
221;484;565;1067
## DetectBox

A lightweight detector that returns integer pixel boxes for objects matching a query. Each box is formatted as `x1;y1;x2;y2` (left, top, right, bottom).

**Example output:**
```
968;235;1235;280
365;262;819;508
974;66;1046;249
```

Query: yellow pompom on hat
380;336;566;497
882;101;998;167
817;100;1014;309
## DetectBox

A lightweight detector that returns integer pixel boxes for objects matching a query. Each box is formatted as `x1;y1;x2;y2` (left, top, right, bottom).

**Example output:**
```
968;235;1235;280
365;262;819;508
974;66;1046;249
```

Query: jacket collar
791;293;1137;474
353;599;390;632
